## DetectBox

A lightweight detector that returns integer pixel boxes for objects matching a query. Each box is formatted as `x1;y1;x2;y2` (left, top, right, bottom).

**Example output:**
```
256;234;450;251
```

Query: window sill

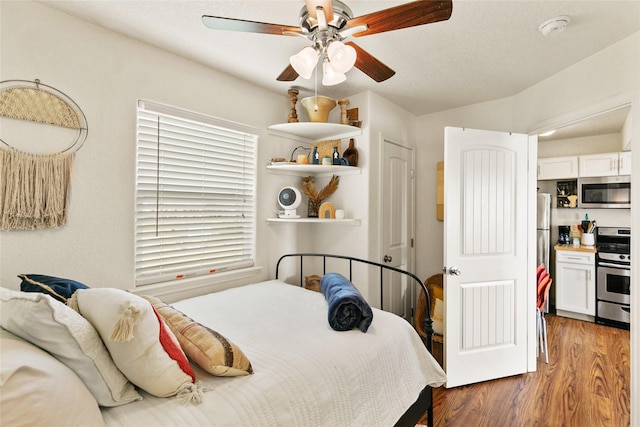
131;266;264;303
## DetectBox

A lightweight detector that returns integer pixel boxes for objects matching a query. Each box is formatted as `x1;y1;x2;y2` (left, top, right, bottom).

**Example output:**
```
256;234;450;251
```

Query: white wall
538;133;622;157
0;1;303;300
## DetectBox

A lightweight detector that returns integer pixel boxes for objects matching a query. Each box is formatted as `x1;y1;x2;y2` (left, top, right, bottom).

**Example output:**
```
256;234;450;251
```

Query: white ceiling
41;0;639;127
539;105;631;142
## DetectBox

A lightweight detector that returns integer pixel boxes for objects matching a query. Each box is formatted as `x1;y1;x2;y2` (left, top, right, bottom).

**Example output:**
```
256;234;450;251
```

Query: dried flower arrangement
301;175;340;217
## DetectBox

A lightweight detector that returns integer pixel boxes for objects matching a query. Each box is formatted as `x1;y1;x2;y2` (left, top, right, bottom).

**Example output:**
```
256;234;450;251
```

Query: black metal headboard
275;253;434;352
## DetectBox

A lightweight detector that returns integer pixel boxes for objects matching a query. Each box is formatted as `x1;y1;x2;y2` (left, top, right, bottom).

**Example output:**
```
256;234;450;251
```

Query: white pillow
71;288;202;400
0;288;141;407
0;328;105;426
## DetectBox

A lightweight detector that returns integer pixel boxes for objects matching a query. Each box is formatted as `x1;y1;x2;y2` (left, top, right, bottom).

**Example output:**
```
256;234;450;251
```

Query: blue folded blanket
320;272;373;332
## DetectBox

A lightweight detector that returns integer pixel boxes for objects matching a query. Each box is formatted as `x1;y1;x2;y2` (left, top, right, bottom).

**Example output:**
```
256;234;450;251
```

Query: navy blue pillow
18;274;89;303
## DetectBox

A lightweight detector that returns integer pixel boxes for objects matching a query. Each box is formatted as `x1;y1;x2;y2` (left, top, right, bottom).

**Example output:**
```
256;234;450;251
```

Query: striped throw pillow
142;295;253;377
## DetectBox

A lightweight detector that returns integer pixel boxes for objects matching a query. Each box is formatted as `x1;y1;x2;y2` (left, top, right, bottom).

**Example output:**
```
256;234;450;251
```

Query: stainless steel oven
595;227;631;329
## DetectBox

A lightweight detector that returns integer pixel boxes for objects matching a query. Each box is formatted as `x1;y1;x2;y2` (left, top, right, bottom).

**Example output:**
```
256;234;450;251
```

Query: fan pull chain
314;65;319;111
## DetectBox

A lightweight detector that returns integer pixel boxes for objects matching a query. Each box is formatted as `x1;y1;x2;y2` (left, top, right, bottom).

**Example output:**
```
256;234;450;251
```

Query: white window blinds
135;100;257;286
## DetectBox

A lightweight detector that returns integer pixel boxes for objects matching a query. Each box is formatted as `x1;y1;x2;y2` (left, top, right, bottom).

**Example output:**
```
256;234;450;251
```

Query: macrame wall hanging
0;79;88;230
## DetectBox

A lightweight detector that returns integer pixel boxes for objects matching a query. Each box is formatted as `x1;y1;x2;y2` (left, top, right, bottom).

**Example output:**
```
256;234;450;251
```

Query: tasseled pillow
68;288;208;403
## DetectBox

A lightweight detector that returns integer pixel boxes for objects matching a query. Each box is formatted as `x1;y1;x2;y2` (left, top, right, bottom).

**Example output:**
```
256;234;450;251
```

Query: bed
0;253;446;427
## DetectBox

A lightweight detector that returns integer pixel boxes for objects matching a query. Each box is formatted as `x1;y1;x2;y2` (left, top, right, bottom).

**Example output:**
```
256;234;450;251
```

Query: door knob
443;266;461;276
383;255;393;263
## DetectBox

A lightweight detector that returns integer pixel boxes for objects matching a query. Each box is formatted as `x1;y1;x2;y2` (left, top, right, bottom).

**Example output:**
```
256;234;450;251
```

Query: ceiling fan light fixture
322;61;346;86
290;46;319;79
326;41;357;73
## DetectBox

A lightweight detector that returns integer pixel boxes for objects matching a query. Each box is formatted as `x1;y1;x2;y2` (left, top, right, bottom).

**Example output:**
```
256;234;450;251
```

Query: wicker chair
413;273;444;366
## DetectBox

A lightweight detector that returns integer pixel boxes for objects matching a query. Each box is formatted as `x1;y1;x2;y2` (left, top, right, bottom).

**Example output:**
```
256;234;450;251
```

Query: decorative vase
300;96;337;123
342;139;358;167
308;199;321;218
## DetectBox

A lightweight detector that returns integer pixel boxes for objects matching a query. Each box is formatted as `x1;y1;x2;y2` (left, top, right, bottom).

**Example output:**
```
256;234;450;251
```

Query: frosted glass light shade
326;41;356;74
322;61;346;86
290;47;319;80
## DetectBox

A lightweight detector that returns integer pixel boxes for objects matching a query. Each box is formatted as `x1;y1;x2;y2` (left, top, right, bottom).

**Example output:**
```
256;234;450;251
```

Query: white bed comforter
101;280;446;427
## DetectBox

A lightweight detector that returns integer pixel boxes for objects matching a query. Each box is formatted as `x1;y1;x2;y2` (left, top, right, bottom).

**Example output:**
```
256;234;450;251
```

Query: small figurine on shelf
312;146;319;164
338;98;350;125
287;88;299;123
332;146;340;165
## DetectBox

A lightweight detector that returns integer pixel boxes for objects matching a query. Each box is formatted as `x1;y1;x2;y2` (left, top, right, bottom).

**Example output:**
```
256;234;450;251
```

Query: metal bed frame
275;253;436;427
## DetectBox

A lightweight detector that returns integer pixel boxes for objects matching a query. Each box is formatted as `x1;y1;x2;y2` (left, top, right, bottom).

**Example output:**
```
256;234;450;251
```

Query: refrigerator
536;193;551;312
536;193;551;269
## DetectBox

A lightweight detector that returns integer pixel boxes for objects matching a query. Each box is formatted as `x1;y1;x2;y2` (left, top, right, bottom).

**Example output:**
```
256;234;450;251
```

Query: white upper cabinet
537;156;578;180
579;151;631;177
538;151;632;180
618;151;632;175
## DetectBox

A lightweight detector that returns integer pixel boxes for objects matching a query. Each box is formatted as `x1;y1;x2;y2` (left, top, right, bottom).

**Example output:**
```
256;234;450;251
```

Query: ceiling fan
202;0;453;86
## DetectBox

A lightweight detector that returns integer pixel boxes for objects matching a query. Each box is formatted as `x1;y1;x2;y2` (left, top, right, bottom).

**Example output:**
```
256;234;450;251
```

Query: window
135;100;257;286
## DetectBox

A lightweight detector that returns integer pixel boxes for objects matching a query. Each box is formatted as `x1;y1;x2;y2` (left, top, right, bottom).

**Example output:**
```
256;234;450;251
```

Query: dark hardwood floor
430;315;630;427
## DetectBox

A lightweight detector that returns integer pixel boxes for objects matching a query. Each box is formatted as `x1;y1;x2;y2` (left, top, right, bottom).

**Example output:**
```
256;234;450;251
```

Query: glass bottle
312;146;319;164
332;146;340;165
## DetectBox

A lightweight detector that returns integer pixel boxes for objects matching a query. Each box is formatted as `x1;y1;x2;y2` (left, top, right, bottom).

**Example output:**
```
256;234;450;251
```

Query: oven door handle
598;262;631;270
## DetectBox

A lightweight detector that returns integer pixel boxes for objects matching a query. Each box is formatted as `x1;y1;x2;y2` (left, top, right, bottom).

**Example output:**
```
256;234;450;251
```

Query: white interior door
443;127;533;388
382;138;414;318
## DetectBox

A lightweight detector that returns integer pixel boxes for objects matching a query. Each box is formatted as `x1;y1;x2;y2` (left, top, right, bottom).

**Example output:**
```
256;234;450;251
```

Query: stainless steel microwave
578;176;631;208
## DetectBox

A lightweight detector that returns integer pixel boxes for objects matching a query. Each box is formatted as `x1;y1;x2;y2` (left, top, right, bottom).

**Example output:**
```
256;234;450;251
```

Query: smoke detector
538;15;571;37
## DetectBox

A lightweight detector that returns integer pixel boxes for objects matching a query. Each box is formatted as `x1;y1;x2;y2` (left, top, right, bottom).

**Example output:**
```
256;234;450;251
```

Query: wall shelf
267;164;361;177
268;123;362;143
266;122;362;227
266;218;361;225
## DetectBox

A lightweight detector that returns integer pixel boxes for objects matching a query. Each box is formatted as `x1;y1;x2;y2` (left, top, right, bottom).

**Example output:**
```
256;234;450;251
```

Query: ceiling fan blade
277;64;299;82
345;42;395;82
348;0;452;38
202;15;303;36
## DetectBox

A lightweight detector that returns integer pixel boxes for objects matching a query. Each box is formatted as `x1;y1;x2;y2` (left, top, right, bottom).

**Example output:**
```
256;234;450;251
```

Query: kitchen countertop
554;243;597;254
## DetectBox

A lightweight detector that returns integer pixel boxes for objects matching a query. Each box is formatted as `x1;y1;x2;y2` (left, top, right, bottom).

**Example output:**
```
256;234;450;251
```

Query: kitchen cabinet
555;246;596;321
579;151;632;177
555;180;577;208
537;156;578;180
619;151;632;175
538;151;632;180
266;122;362;224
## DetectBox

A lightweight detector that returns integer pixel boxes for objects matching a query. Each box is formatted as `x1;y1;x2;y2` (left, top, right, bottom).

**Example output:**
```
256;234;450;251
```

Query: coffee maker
558;225;570;245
